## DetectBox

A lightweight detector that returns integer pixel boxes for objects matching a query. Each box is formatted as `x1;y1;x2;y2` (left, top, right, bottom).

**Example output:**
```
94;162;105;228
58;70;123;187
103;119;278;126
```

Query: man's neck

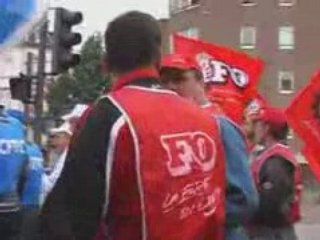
111;66;159;91
54;146;68;155
113;66;157;79
195;92;211;107
264;137;278;149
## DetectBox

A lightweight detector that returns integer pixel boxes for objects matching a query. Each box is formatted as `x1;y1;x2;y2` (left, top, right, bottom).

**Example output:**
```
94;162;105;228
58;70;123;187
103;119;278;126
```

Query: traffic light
9;75;32;104
52;8;83;74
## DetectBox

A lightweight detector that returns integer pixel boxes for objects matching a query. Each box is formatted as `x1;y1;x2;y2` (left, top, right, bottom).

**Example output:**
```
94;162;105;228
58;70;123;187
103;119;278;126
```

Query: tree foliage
46;73;77;117
47;34;110;117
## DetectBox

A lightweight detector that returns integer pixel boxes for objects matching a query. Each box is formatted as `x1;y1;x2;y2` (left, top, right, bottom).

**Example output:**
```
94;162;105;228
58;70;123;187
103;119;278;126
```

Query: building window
240;26;256;49
279;0;296;6
241;0;257;6
279;26;295;50
179;27;200;39
170;0;201;14
279;71;294;94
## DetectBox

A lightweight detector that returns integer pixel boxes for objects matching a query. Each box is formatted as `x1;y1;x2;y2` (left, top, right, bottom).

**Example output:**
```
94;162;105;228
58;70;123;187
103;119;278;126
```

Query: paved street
296;224;320;240
296;198;320;240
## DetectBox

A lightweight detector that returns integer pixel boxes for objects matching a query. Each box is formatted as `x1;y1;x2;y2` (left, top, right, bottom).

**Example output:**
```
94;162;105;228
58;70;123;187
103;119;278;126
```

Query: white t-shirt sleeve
41;150;68;205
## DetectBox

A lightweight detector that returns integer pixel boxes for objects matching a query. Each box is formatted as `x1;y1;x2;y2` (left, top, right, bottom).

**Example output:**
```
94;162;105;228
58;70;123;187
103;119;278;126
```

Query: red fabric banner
174;34;264;124
286;71;320;181
302;146;320;182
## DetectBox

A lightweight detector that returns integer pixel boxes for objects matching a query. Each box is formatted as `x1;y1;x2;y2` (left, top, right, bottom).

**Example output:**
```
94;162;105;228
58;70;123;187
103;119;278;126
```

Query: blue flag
0;0;46;46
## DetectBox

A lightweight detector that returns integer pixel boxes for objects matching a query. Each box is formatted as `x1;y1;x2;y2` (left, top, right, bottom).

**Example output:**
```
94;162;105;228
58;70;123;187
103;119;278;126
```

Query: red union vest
251;144;302;223
110;86;226;240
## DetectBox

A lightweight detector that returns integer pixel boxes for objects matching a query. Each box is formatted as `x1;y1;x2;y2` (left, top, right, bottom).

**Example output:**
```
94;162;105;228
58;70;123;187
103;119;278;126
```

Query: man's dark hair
192;69;203;81
105;11;162;73
160;68;185;84
160;68;203;85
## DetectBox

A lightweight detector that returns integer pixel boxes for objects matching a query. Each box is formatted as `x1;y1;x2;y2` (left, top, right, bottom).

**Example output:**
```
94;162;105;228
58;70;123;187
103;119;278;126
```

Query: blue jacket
217;116;258;240
21;142;44;208
0;112;27;212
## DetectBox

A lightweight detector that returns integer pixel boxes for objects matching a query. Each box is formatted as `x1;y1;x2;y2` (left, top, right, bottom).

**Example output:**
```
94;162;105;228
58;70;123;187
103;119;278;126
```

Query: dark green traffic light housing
9;74;33;104
52;8;83;74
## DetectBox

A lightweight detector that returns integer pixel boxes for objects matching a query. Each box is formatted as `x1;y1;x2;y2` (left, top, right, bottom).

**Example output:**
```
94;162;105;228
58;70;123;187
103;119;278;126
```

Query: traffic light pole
25;52;33;126
35;20;48;144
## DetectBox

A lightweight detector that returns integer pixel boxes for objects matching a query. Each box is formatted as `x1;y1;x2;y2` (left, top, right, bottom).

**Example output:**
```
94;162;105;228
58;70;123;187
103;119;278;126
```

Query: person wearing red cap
161;53;223;113
243;96;268;160
248;107;302;240
161;54;258;240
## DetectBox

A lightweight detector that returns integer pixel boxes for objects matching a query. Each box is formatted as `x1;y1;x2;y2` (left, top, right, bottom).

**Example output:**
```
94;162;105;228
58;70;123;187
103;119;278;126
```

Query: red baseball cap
161;53;200;71
253;107;287;129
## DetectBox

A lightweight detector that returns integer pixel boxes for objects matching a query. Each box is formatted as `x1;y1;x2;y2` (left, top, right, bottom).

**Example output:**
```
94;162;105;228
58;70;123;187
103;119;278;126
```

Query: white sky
50;0;169;40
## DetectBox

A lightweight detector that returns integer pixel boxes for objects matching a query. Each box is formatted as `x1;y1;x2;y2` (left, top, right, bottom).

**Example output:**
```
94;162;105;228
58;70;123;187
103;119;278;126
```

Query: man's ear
167;82;178;91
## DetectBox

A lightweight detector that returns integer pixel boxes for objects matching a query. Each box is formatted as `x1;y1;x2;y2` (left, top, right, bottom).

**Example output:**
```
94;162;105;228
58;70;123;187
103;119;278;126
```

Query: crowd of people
0;100;89;240
0;10;306;240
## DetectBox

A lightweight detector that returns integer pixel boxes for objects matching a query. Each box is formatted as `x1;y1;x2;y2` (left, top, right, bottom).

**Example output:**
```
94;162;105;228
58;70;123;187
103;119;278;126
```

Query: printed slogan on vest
161;131;221;220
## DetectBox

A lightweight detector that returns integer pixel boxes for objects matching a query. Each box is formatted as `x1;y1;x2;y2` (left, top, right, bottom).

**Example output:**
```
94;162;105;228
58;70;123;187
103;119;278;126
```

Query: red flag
302;146;320;182
286;71;320;181
174;34;264;124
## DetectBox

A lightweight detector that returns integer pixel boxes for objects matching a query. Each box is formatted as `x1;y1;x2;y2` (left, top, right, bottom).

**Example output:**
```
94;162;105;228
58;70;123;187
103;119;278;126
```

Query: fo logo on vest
161;132;217;177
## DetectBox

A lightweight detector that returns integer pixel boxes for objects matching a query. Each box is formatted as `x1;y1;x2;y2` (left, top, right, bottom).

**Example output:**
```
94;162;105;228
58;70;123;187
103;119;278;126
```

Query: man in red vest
160;54;258;240
41;11;226;240
249;107;302;240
